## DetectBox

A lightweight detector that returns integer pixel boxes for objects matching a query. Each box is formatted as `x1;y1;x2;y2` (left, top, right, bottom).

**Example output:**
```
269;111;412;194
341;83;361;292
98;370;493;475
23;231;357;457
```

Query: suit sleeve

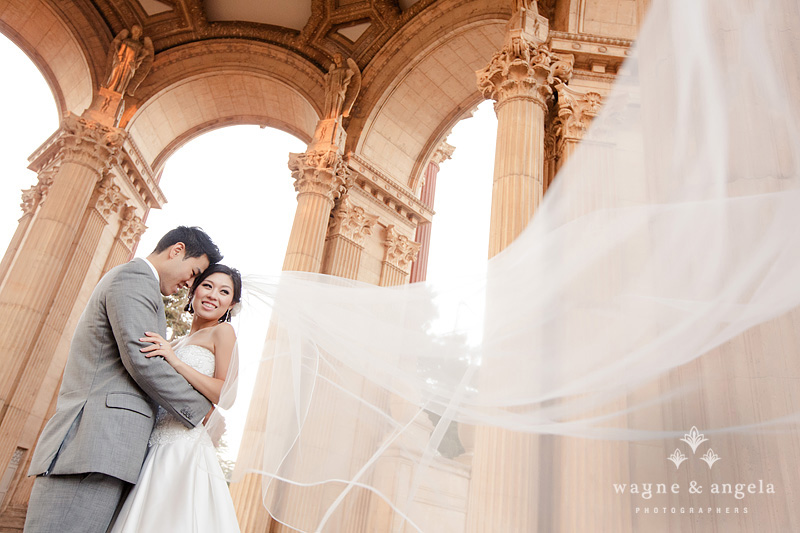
106;266;212;428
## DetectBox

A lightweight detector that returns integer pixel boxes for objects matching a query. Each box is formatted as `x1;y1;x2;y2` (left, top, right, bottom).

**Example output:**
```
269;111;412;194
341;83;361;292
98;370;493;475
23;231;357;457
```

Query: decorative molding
288;150;350;202
92;175;127;221
549;31;634;48
383;224;421;272
19;168;57;216
347;154;433;226
552;84;603;158
118;205;147;250
29;114;126;176
328;194;379;246
476;4;573;111
431;141;456;167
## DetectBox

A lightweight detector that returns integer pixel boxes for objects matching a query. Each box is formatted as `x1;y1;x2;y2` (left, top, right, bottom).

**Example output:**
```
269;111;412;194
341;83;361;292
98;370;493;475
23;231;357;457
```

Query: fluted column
379;225;420;287
477;4;572;257
467;3;572;531
410;142;454;283
322;194;378;279
0;114;125;496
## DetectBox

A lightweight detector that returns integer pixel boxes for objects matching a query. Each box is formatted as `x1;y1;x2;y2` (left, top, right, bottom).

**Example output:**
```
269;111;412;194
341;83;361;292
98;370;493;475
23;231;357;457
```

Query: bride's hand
140;332;180;367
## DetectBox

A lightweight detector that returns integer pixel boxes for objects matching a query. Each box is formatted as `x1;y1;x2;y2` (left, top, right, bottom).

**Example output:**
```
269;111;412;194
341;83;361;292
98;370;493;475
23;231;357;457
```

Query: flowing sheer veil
217;0;800;530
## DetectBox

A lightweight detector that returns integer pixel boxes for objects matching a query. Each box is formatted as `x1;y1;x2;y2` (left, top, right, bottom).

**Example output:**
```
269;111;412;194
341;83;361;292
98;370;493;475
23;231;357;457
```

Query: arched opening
426;101;496;285
135;124;305;277
0;33;59;258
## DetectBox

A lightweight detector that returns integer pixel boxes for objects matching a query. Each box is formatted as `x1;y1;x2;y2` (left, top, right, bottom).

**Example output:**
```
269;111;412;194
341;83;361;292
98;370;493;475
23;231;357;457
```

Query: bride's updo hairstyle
185;264;242;323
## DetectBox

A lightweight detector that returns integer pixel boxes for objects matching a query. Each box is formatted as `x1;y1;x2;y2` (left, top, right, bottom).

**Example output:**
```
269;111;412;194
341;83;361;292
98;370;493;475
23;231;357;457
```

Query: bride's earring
185;301;194;314
222;309;231;322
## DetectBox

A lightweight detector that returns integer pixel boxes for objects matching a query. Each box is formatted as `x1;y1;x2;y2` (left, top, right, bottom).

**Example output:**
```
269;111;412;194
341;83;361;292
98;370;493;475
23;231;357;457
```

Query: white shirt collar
141;257;160;283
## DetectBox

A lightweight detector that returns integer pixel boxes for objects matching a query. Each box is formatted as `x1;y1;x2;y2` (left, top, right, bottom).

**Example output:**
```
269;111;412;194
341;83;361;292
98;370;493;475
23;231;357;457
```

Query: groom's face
159;247;210;296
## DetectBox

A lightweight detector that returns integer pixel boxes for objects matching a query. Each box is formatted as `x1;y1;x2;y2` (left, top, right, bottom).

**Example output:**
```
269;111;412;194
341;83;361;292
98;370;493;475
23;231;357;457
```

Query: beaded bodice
149;344;215;446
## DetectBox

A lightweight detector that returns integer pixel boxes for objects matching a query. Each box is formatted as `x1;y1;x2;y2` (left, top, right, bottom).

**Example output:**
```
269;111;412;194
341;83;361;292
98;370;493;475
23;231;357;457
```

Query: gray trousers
24;473;129;533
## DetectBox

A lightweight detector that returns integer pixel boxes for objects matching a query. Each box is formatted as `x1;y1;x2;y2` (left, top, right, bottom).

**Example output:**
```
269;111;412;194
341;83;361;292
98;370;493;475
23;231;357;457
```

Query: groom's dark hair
153;226;222;264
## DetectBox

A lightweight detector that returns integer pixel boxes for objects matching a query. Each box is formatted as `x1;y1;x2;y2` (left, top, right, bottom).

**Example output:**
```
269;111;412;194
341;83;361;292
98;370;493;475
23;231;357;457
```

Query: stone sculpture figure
104;24;154;96
323;53;361;121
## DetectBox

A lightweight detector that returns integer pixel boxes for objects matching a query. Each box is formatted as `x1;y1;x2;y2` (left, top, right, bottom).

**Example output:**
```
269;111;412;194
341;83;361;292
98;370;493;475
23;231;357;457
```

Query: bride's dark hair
184;264;242;322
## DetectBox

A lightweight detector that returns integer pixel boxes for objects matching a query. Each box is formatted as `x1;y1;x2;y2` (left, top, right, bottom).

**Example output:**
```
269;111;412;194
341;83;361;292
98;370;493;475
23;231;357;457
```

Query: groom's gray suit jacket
29;258;212;484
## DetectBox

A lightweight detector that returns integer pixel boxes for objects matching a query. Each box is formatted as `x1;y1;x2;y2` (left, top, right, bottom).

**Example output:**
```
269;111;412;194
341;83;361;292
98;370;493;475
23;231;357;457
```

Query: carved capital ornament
329;194;379;246
93;175;126;221
119;205;147;250
51;114;127;173
383;225;421;272
554;84;603;142
477;2;573;111
288;149;351;202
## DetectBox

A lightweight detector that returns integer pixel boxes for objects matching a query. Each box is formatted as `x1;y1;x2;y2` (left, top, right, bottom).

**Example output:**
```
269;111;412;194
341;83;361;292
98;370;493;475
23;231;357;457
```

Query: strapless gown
110;344;240;532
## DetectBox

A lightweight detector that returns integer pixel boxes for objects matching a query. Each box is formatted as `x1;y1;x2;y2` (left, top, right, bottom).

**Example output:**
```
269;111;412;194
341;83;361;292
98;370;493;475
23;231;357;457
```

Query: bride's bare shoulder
212;322;236;344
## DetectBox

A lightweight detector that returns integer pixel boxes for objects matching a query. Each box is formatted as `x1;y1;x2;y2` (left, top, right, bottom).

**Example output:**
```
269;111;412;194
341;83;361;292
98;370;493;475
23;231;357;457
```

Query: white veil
223;0;800;530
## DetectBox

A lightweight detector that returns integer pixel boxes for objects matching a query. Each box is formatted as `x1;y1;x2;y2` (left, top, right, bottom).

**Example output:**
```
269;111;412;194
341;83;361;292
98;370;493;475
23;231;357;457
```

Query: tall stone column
0;113;125;489
409;142;454;283
477;3;572;257
467;3;572;531
322;194;378;279
379;225;420;287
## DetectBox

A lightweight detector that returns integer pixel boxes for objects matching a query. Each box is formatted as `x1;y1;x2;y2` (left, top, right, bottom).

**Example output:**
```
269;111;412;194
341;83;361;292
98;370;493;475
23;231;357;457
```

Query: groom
24;226;222;533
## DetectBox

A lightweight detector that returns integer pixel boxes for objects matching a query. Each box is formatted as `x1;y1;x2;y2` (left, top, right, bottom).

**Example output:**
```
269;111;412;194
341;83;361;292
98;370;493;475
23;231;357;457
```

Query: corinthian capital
92;175;126;221
431;141;456;166
288;149;351;202
477;40;574;110
119;205;147;250
383;225;421;272
19;168;57;216
553;84;603;142
52;114;127;172
329;194;379;246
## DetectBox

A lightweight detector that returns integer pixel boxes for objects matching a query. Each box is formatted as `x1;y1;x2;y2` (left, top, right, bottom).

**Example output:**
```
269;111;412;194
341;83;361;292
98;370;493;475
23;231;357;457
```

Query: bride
110;263;241;532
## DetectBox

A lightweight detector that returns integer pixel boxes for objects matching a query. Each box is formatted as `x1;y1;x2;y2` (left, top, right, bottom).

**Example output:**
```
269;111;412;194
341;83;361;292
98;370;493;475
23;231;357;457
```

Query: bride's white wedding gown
110;344;240;532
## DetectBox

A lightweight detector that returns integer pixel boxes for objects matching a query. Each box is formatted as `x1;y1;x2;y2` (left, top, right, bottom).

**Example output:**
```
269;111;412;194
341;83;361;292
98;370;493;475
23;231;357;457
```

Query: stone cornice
116;134;165;209
348;154;434;226
549;31;631;76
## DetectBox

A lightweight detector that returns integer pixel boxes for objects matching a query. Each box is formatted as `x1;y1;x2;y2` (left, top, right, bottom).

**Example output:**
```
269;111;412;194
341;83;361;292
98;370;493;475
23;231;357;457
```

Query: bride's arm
140;324;235;404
